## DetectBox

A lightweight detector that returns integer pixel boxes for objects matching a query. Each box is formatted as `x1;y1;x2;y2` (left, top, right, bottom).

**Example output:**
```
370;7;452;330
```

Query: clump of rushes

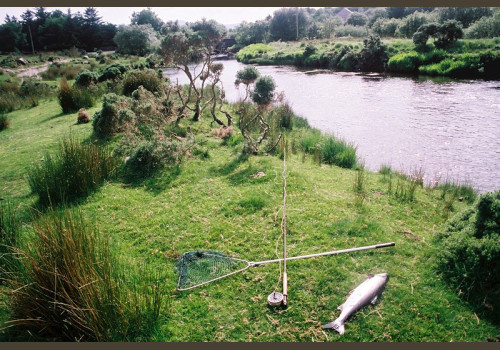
0;201;19;283
0;115;9;131
3;207;167;341
27;136;117;207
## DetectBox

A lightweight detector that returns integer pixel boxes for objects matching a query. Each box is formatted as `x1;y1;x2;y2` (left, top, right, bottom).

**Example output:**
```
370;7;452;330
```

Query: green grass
0;99;499;341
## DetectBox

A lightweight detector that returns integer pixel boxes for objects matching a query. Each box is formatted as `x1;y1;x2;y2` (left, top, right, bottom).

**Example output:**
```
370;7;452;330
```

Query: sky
0;7;307;26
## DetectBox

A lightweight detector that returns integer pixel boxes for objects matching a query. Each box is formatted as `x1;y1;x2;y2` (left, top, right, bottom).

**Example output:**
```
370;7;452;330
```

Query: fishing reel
267;291;287;307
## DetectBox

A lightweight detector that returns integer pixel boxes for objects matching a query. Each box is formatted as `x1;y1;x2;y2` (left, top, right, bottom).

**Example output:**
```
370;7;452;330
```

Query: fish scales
323;273;388;335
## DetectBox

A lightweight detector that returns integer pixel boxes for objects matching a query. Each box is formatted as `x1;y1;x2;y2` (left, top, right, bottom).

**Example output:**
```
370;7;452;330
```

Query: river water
164;60;500;193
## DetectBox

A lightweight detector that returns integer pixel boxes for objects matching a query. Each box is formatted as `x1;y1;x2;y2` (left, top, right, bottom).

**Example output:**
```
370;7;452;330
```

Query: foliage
0;21;27;52
41;62;82;81
131;8;164;32
333;25;367;38
114;24;160;56
0;115;9;131
346;12;368;27
321;135;357;169
387;49;446;74
437;7;493;28
251;76;276;106
92;93;132;138
235;43;274;63
74;69;99;87
418;54;480;78
413;20;464;49
27;136;117;207
269;8;310;41
372;18;401;37
58;77;95;114
395;11;432;38
479;50;500;79
3;207;166;341
358;35;388;72
435;190;500;310
98;63;129;82
465;12;500;39
0;201;18;282
121;69;163;96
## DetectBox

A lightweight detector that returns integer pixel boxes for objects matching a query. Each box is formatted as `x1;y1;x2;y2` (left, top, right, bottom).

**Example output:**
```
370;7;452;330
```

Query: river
164;60;500;193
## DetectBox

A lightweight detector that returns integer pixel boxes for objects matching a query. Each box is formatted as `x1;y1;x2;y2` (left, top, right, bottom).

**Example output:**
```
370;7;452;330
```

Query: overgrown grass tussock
27;136;118;207
0;115;9;131
2;207;167;341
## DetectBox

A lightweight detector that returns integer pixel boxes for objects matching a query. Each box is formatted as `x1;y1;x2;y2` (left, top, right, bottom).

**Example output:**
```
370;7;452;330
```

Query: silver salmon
323;273;388;335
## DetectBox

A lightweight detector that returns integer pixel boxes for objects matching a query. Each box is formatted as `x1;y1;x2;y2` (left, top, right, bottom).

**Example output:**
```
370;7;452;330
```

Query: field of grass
1;96;499;341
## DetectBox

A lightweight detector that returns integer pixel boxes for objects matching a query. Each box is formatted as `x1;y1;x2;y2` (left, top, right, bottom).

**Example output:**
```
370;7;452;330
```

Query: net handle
250;242;395;267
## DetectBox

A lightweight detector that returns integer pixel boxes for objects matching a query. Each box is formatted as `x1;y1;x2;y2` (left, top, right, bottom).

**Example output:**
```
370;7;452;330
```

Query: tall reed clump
2;207;167;341
0;115;9;131
27;137;117;207
321;135;357;169
58;77;95;114
353;166;367;207
0;201;19;283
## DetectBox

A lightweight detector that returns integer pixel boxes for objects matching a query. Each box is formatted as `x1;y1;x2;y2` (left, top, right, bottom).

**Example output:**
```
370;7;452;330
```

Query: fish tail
323;319;345;335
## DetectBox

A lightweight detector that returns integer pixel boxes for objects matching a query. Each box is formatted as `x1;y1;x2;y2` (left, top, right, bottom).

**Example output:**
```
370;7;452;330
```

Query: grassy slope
1;100;499;341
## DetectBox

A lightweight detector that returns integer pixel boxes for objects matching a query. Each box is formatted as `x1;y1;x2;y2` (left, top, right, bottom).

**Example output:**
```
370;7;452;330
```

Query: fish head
375;273;389;282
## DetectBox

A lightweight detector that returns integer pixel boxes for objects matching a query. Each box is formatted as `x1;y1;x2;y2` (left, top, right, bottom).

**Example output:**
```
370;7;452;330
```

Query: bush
251;76;275;106
358;35;388;72
387;49;446;74
40;62;81;81
465;14;500;39
99;63;129;82
92;93;132;138
58;77;95;114
74;69;99;87
27;137;117;207
122;69;163;96
480;50;500;79
124;139;184;177
3;207;166;341
0;115;9;131
20;78;51;107
435;190;500;307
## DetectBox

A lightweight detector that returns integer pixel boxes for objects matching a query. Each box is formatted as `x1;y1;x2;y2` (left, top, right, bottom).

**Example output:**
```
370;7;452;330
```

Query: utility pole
296;7;299;41
27;23;35;55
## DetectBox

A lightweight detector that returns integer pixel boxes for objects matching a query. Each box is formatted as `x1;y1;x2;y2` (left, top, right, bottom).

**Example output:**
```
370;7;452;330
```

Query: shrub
251;76;276;106
0;115;9;131
122;69;163;96
435;190;500;308
358;35;388;72
92;93;132;138
40;62;81;81
124;139;184;177
3;207;166;341
58;77;95;114
20;78;51;107
74;69;99;87
27;137;117;207
99;63;129;82
480;50;500;79
465;13;500;39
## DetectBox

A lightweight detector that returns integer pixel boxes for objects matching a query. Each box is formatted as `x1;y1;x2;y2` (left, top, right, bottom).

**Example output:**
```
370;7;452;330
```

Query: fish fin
370;295;378;304
323;319;345;335
367;273;374;278
337;304;344;311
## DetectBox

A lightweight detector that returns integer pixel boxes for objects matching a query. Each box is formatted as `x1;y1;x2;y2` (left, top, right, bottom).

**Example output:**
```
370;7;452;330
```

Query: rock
16;57;29;65
82;55;89;59
250;171;266;179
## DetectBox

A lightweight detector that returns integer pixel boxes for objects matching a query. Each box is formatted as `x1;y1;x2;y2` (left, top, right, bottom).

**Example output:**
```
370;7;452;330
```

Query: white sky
0;7;310;26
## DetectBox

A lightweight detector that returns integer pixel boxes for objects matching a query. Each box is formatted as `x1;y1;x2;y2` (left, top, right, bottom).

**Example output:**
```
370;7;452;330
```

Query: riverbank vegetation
0;7;499;342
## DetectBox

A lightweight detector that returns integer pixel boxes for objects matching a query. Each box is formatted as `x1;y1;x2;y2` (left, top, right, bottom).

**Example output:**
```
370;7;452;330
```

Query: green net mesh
176;250;250;290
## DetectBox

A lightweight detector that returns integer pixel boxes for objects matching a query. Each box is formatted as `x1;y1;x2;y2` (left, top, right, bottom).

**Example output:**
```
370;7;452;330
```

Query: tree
236;71;277;154
413;21;463;49
437;7;493;28
395;11;432;38
114;24;159;56
160;19;226;121
131;8;164;32
270;8;310;41
346;12;368;27
0;21;26;52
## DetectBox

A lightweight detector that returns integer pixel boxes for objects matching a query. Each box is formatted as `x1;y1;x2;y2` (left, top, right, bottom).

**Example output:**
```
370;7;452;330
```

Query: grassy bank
236;38;500;79
1;96;499;341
